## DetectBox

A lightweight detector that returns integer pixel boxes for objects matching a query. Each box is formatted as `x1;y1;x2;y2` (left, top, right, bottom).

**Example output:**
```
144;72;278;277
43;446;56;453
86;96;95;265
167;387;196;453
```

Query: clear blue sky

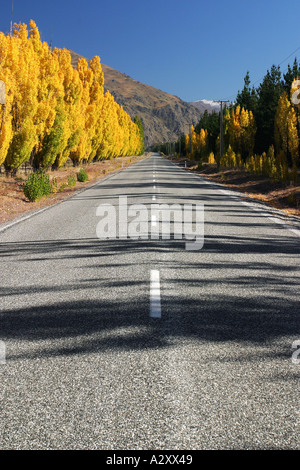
1;0;300;103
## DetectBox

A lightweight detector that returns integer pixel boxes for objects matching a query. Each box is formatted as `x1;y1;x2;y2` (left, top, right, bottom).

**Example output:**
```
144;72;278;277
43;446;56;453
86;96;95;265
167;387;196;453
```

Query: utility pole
50;30;53;52
0;81;6;136
10;0;14;36
213;100;229;164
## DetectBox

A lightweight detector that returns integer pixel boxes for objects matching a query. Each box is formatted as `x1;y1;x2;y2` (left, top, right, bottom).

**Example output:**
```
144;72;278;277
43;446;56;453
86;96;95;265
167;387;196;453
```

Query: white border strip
164;157;300;238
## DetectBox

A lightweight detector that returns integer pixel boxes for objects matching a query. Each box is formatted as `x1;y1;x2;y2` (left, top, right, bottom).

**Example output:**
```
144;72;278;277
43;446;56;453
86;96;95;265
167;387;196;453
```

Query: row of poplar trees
0;21;144;172
183;60;300;182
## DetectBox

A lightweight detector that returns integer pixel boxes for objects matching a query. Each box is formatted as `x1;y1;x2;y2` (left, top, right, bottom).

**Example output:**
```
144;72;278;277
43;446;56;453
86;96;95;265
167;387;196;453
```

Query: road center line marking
150;270;162;318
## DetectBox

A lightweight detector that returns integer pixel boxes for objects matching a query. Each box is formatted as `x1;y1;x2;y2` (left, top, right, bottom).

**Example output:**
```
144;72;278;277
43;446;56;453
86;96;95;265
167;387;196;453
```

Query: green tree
34;106;66;169
195;110;220;154
254;65;284;154
236;71;258;113
283;58;300;95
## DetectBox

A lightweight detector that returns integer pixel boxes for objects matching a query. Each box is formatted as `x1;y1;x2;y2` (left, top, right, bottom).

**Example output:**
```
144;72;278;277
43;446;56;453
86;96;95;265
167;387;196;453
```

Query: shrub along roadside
77;168;88;182
23;171;54;202
22;167;90;201
20;154;147;204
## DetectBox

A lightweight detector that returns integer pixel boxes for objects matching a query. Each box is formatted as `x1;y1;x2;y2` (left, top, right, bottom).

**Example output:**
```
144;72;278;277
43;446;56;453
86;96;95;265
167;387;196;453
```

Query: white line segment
150;270;162;318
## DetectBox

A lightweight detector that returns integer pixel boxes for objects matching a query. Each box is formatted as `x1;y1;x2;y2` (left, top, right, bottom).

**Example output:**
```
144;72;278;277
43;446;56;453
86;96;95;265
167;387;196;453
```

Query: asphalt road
0;153;299;450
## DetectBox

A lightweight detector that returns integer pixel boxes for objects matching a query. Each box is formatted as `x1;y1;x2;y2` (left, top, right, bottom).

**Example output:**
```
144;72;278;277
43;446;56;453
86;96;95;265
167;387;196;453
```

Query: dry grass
168;156;300;218
2;154;299;227
0;154;147;225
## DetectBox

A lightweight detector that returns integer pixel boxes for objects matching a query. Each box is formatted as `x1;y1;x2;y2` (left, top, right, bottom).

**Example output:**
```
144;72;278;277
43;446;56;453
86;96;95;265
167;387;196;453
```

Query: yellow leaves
199;128;208;149
185;125;208;160
89;55;104;96
0;21;144;170
228;106;256;158
275;92;299;182
12;22;28;42
208;152;216;164
0;105;13;166
185;133;190;158
275;92;297;160
29;20;41;46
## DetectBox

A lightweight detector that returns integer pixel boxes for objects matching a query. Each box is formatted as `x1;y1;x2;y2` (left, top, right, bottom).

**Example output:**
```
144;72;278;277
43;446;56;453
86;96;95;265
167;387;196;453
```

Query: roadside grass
167;156;300;217
0;154;148;224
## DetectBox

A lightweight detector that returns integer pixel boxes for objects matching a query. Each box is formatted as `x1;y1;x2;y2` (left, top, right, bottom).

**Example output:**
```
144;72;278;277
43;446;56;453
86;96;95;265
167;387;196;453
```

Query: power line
50;30;53;52
224;44;300;102
277;45;300;69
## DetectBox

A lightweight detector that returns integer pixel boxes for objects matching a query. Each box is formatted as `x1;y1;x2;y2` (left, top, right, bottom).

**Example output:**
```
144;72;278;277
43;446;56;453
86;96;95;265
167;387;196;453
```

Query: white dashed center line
150;270;161;318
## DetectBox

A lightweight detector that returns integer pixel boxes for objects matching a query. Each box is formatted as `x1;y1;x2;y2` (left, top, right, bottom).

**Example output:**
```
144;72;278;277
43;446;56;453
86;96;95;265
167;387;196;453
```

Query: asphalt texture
0;153;299;450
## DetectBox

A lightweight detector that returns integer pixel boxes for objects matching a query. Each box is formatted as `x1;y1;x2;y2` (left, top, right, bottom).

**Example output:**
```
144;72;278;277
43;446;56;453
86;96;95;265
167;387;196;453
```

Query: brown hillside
69;50;201;147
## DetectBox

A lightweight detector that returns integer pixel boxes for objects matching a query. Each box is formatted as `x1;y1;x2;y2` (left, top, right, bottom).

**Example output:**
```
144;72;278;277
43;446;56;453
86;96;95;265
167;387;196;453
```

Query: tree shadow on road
0;235;299;362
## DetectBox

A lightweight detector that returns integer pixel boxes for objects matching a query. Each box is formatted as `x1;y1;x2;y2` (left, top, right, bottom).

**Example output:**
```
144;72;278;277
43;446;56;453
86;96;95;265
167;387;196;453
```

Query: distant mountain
69;51;201;148
189;100;222;114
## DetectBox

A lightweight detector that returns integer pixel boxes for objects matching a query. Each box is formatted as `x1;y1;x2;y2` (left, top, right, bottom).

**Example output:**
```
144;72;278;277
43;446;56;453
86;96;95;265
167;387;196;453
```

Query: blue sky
1;0;300;102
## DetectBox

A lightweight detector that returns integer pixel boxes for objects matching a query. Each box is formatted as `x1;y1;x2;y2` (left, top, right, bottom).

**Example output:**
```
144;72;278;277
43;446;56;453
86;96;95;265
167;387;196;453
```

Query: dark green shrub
23;170;52;202
77;168;88;182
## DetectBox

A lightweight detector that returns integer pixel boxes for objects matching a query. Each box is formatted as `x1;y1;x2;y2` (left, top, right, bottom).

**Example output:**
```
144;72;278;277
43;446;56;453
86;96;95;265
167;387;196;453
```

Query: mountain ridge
189;100;222;114
69;50;201;147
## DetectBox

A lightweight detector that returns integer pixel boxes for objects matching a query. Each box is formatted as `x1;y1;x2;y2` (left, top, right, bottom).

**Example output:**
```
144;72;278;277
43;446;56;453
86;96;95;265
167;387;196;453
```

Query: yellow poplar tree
288;105;299;183
0;32;13;166
0;21;143;171
72;57;95;163
275;92;294;179
229;105;242;154
29;21;66;168
198;128;208;160
190;125;197;158
53;48;83;168
185;133;190;158
5;22;40;170
228;105;256;159
89;56;105;161
97;91;118;159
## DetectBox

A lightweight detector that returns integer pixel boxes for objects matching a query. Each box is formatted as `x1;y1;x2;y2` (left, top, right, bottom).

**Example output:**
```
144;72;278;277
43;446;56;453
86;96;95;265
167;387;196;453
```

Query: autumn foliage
174;59;300;185
0;21;144;172
185;94;299;183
